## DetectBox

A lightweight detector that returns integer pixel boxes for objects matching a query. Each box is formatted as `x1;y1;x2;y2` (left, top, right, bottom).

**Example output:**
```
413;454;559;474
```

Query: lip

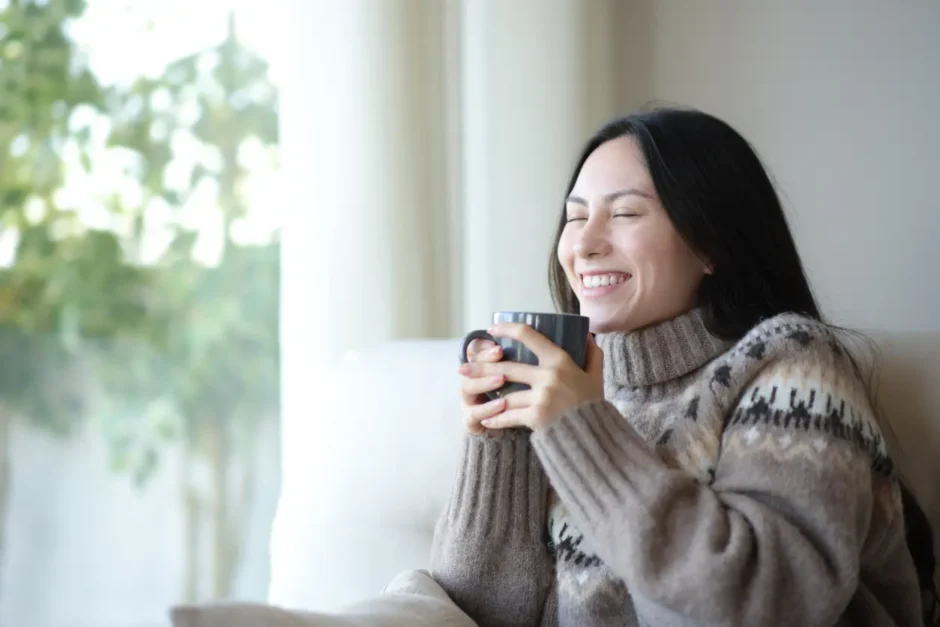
578;271;631;299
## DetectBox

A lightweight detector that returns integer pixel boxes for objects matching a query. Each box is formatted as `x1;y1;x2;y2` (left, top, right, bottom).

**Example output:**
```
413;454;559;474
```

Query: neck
596;308;733;388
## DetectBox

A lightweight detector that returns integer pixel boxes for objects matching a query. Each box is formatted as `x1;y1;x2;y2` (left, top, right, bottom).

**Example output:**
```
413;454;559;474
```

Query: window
0;1;281;625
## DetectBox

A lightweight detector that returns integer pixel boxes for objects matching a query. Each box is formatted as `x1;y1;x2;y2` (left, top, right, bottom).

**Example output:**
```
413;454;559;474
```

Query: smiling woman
549;110;821;340
557;136;711;334
433;108;935;627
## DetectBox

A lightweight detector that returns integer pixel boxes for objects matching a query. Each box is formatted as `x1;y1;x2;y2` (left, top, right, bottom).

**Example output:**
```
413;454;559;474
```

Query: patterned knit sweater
430;309;923;626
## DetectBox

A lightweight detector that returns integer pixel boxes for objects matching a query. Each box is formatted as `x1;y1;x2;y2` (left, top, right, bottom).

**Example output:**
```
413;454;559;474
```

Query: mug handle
459;329;499;364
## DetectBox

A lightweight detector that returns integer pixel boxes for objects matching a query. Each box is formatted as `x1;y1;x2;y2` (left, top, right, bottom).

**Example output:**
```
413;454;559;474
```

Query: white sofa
268;339;465;611
266;334;940;616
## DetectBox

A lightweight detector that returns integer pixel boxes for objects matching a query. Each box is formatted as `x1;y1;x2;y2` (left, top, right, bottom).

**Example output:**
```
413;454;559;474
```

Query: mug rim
492;311;588;319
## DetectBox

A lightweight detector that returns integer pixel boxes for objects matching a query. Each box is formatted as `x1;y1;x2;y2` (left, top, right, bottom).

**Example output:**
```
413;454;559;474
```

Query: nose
572;214;612;258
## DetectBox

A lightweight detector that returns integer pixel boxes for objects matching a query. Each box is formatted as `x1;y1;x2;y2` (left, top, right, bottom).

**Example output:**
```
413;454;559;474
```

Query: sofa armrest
269;339;465;609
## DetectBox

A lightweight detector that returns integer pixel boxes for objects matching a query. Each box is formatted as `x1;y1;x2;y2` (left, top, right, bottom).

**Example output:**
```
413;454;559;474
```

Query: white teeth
582;273;626;288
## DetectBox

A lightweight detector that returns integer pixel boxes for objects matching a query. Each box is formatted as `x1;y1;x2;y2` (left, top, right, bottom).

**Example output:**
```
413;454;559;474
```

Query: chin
578;292;639;334
584;311;633;334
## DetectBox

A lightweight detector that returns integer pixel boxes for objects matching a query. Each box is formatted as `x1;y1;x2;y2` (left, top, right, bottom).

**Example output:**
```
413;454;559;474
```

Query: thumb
585;333;604;374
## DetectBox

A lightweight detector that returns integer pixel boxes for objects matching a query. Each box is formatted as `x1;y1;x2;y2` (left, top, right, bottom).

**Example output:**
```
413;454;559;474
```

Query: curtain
272;0;622;598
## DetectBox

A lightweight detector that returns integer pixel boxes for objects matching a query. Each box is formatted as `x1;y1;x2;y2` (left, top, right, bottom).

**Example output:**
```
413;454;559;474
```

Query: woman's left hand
457;323;605;431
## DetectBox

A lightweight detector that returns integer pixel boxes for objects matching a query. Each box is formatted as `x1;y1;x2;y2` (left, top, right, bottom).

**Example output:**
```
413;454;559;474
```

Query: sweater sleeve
430;431;555;627
529;355;919;626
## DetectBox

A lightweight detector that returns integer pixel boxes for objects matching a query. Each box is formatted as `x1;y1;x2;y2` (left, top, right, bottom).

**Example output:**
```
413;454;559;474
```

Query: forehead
571;136;653;197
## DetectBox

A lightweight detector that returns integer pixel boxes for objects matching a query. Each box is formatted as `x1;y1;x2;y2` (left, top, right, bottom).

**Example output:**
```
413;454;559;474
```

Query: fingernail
491;375;504;384
458;363;471;374
481;419;493;427
485;346;501;358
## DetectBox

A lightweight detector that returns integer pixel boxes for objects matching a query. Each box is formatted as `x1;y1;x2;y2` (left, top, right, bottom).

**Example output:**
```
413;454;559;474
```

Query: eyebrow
565;188;653;205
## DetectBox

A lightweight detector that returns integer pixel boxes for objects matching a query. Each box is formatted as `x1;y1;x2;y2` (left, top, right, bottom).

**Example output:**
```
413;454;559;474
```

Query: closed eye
565;216;587;223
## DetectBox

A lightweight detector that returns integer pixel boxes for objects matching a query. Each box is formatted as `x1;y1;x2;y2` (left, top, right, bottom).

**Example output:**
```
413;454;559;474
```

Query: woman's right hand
460;339;507;435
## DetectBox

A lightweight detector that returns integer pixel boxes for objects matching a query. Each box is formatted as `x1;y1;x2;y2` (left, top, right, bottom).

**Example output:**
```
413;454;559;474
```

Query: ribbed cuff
442;431;549;542
531;400;667;533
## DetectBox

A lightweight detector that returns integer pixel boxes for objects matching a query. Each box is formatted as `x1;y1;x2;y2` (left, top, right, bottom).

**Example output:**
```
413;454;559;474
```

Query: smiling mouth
579;272;631;289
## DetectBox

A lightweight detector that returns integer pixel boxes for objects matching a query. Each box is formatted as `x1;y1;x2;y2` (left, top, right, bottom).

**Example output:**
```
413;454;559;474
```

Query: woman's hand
459;338;509;435
457;324;604;431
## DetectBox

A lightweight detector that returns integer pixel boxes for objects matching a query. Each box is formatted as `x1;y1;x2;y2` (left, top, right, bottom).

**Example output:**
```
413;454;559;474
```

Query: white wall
642;0;940;334
632;0;940;555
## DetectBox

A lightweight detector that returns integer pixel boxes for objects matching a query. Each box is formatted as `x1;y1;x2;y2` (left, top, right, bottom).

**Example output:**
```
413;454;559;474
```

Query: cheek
557;231;576;272
623;223;703;284
654;234;706;294
609;226;653;268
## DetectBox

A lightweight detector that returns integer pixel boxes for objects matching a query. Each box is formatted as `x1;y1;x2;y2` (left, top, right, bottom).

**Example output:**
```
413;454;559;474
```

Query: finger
465;397;507;433
466;339;500;362
459;360;541;385
480;408;531;430
501;389;536;410
467;396;506;420
585;333;604;374
460;374;505;399
475;344;503;363
488;323;569;366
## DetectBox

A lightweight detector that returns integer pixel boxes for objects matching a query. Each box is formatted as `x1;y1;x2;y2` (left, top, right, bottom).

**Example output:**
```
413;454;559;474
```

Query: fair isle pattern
546;312;894;577
721;427;863;473
547;499;602;569
709;314;892;475
652;313;894;486
554;561;630;613
728;373;893;475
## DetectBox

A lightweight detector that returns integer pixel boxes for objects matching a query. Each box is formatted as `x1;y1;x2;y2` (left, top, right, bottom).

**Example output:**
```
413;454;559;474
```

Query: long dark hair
549;107;938;622
549;107;820;338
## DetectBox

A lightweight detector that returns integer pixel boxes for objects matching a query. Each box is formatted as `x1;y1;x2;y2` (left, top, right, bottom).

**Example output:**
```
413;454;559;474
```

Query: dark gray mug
459;311;591;399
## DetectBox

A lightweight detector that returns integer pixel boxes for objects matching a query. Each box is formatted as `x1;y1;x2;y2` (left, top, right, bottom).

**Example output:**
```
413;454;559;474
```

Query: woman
430;108;931;626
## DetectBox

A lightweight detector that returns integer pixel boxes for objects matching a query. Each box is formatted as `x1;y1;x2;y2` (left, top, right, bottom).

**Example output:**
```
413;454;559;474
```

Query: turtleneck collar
595;308;733;388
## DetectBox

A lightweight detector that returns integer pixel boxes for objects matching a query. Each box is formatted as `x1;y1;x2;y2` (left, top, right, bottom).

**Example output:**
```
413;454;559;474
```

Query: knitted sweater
430;309;923;627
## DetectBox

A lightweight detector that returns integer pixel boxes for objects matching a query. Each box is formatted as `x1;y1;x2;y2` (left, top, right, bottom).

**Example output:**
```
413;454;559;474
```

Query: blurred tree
0;0;279;602
102;11;279;601
0;0;154;590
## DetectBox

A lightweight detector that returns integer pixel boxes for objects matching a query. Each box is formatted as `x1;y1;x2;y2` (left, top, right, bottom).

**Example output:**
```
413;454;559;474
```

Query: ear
695;252;713;276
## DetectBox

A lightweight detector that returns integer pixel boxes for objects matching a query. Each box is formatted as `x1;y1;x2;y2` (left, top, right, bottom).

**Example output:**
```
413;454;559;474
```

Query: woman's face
557;136;709;333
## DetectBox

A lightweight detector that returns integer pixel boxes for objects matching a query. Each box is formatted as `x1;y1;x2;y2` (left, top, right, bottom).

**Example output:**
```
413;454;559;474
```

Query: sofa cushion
269;339;465;610
174;569;476;626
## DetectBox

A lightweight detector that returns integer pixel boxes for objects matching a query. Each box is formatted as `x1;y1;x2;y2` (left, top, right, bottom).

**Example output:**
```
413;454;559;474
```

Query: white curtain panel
273;0;623;602
278;0;623;360
279;0;455;365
